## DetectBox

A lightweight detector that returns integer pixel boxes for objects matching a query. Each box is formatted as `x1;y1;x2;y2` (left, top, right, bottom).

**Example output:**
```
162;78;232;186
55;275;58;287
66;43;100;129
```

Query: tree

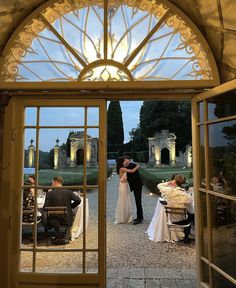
66;131;74;157
129;126;146;151
107;101;124;147
139;101;191;152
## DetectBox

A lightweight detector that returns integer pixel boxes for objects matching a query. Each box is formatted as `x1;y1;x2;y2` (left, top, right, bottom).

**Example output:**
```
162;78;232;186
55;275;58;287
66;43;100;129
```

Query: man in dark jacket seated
43;176;81;244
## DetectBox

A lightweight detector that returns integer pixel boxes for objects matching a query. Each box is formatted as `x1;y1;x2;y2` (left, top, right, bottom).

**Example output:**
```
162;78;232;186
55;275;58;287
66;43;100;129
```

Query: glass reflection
208;120;236;195
200;125;206;188
202;261;209;284
212;269;236;288
200;193;208;259
212;195;236;279
208;90;236;121
199;102;204;124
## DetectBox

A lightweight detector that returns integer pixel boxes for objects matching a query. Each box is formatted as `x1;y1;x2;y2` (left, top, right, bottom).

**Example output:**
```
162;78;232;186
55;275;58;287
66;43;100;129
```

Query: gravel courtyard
21;172;196;273
106;173;196;269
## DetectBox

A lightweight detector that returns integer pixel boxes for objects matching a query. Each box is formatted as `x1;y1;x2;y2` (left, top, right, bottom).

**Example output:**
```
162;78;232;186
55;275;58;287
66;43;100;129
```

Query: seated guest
22;175;37;223
158;175;193;215
160;175;194;242
43;176;81;243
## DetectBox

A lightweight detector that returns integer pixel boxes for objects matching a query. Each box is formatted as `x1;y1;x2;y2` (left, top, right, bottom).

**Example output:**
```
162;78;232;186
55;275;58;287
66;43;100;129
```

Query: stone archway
161;148;170;165
76;148;84;165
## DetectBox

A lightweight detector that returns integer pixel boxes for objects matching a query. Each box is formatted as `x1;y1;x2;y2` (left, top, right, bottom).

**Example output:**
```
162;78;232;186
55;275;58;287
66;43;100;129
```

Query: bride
115;157;140;224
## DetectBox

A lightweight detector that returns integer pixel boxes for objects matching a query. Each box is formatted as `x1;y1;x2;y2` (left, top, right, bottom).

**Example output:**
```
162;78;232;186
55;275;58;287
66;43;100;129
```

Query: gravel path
21;172;196;272
106;173;196;269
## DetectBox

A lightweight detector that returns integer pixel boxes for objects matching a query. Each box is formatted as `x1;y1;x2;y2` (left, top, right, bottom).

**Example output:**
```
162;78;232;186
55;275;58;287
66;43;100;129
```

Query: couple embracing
115;156;143;225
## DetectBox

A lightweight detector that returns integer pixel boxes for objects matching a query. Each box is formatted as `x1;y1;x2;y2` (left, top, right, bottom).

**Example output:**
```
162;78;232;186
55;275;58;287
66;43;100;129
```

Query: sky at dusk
24;101;143;152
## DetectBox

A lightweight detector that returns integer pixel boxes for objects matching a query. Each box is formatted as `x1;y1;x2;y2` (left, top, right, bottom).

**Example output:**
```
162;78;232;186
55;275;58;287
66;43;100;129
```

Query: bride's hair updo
116;157;124;174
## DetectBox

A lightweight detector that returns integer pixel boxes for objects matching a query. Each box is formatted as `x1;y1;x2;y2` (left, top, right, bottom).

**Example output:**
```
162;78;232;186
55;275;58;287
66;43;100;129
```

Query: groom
123;156;143;224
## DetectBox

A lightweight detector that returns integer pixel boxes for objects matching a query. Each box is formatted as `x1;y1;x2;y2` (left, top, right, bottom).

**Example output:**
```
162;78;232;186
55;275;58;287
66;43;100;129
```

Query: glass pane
25;107;37;126
39;107;84;126
24;129;36;176
38;129;84;186
200;125;206;188
212;269;236;288
20;251;33;272
202;261;209;284
86;128;99;186
208;90;236;121
70;190;86;248
36;252;83;273
212;196;236;278
199;102;204;124
200;192;208;259
208;120;236;195
87;107;99;126
86;252;98;273
86;187;98;249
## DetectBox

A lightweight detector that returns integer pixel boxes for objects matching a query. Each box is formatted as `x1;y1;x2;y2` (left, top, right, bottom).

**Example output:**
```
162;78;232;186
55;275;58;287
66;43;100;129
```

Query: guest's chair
165;206;191;250
44;206;70;244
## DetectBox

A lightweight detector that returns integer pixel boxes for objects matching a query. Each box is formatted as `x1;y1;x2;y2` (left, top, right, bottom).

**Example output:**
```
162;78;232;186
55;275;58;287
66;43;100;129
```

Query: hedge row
139;169;162;194
139;169;193;195
29;167;113;186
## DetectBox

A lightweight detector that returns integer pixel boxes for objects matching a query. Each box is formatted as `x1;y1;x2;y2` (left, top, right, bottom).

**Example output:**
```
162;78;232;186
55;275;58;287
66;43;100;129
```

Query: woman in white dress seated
147;175;193;242
115;157;140;224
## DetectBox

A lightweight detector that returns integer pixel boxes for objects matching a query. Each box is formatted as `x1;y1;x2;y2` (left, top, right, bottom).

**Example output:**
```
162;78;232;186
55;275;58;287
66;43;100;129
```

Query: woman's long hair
116;157;124;174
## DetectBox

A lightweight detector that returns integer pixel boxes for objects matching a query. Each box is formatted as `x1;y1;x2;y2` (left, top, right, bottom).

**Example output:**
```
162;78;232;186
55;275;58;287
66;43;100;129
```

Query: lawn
25;166;113;186
140;167;193;194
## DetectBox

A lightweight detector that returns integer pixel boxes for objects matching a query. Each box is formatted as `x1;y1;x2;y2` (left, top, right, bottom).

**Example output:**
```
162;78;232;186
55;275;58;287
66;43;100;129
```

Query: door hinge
12;128;16;141
9;216;13;230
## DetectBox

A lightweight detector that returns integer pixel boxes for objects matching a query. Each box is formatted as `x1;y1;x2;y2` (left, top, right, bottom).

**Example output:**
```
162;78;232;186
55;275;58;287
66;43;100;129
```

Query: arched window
0;0;219;86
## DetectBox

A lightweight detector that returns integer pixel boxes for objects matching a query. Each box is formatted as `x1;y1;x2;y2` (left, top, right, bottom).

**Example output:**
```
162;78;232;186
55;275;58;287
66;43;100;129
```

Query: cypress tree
107;101;124;147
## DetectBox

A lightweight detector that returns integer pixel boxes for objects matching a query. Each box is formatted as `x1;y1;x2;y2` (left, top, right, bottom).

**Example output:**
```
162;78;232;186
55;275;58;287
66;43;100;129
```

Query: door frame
1;78;236;287
191;79;236;288
0;97;107;288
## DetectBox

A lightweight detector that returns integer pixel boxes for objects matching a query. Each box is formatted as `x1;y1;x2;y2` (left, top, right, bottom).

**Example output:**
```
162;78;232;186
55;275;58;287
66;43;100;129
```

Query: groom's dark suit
126;162;143;220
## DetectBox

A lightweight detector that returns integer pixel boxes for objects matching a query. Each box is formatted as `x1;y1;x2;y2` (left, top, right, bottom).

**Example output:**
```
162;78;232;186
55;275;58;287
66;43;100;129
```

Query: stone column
86;142;91;163
70;141;77;167
54;138;60;169
186;145;192;168
148;137;154;164
28;139;35;168
170;142;176;166
155;147;161;167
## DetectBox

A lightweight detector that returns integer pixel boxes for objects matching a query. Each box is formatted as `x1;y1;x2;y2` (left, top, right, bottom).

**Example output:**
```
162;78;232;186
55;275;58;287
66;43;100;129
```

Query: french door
0;97;106;288
192;80;236;288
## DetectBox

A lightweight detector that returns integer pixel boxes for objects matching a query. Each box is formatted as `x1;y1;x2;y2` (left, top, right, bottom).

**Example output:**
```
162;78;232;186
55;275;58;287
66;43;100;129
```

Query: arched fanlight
0;0;219;85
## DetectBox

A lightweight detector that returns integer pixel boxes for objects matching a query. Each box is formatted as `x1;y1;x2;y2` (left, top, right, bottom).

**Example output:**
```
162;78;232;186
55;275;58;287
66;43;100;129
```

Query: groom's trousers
133;186;143;220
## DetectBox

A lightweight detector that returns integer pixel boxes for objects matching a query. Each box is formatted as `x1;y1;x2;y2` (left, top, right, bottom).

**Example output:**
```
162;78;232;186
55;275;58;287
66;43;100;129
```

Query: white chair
165;206;191;251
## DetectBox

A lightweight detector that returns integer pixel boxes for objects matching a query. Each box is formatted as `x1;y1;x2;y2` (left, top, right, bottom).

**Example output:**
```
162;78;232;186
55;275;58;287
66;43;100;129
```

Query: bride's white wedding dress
115;173;133;224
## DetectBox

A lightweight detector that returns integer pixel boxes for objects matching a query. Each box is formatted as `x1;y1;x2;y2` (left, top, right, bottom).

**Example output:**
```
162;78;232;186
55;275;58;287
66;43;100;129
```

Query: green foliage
129;127;146;151
140;167;193;195
107;152;119;160
139;101;191;152
37;167;113;186
135;151;149;163
107;101;124;146
39;150;51;169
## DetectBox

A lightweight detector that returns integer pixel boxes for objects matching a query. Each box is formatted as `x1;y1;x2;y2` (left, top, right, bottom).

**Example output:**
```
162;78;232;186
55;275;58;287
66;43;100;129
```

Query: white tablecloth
71;197;89;241
147;199;184;243
37;195;89;241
